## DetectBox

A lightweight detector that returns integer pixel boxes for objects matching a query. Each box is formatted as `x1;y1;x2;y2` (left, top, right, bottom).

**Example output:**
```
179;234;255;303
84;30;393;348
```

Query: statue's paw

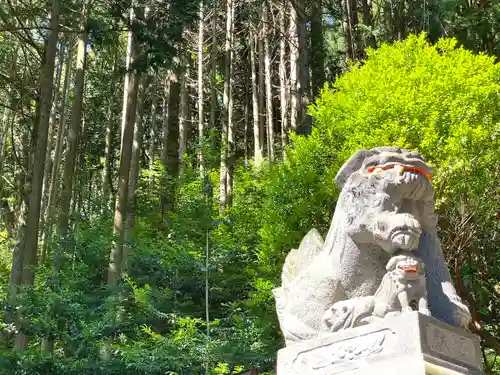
401;306;413;313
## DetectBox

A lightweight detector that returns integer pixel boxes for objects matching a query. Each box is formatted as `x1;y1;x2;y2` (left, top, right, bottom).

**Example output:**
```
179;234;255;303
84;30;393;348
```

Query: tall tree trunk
289;3;299;132
226;1;235;207
42;44;73;260
346;0;360;58
148;78;158;175
108;6;141;286
39;41;65;357
162;71;180;217
342;0;355;60
258;21;266;158
250;31;263;166
161;72;170;168
178;54;189;175
197;1;205;174
263;4;274;161
13;0;60;352
297;0;310;133
124;76;150;250
102;59;118;211
41;43;65;233
210;1;218;134
244;80;250;168
360;0;375;49
279;3;288;158
57;8;88;245
310;0;325;98
219;0;234;212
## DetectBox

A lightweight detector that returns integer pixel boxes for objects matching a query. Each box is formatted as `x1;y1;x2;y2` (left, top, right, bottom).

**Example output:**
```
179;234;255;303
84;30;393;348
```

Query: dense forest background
0;0;499;374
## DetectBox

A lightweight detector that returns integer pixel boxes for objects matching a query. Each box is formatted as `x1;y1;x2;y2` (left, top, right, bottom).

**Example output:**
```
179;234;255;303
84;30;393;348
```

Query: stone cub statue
323;250;430;331
373;250;430;317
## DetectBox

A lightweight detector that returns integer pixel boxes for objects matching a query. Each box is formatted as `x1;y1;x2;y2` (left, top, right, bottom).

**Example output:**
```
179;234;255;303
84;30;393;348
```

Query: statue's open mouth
397;264;419;273
367;162;432;180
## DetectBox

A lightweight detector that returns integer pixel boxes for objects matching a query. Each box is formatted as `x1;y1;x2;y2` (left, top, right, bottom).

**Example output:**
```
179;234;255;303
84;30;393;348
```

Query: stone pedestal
277;312;483;375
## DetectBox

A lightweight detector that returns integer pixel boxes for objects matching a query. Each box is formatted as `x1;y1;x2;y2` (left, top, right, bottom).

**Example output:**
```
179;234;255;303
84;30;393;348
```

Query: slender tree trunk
161;72;170;167
219;0;234;212
124;76;150;250
258;22;266;157
289;3;299;132
226;1;235;208
360;0;375;49
148;78;158;176
279;3;288;158
346;0;360;58
13;0;60;352
103;59;118;211
342;0;354;60
311;0;325;98
243;81;249;168
178;54;189;175
108;6;141;286
162;71;180;217
57;9;88;244
42;44;73;260
250;31;263;166
210;1;218;134
73;117;86;220
296;0;310;132
41;43;65;231
197;1;205;174
40;41;66;357
263;4;274;161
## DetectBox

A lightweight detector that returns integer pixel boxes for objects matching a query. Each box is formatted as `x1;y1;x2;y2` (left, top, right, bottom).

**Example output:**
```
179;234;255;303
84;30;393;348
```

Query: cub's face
393;255;423;281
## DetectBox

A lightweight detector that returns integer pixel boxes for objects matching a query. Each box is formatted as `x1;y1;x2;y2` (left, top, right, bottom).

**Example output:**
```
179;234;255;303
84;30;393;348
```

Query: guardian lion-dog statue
273;147;471;345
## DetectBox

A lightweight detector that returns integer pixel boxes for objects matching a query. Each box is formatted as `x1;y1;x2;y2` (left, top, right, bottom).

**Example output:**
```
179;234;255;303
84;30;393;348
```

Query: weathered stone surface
277;312;482;375
273;147;471;346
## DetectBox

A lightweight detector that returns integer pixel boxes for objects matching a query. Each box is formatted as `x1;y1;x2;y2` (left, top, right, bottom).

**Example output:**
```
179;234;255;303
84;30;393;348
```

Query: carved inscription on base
425;323;476;367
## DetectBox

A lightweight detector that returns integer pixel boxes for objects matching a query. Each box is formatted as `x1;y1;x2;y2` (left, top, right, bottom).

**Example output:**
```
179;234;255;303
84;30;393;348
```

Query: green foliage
310;33;500;209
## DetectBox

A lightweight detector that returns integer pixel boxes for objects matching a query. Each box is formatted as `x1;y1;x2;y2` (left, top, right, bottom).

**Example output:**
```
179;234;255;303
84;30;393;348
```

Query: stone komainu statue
273;147;471;345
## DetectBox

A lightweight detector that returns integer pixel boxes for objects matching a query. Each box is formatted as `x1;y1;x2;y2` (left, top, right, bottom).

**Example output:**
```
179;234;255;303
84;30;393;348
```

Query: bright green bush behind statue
303;33;499;206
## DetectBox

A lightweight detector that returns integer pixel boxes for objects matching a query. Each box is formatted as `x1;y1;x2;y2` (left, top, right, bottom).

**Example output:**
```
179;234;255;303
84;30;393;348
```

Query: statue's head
334;147;437;254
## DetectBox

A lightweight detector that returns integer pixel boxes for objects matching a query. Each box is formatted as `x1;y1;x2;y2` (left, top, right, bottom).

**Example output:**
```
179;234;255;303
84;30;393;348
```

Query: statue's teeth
373;167;383;174
394;164;404;175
